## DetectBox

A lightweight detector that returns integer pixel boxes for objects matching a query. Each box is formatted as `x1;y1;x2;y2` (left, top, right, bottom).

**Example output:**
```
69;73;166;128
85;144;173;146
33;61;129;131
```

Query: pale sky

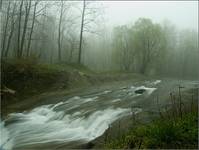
103;1;198;30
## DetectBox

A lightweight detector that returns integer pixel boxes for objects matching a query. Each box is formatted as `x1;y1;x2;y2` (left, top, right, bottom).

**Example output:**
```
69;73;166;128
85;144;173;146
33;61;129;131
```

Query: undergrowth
105;89;198;149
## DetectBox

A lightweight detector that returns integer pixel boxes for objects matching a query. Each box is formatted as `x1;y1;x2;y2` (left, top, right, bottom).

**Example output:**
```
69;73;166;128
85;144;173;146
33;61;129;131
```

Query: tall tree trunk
58;1;64;62
38;4;47;59
27;1;37;57
0;0;2;10
69;42;74;62
1;1;11;57
78;0;86;64
20;0;31;57
17;0;23;58
4;2;17;57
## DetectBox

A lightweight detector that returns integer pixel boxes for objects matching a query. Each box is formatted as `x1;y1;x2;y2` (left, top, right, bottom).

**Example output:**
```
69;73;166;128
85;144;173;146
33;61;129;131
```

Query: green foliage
39;62;93;74
105;112;198;149
112;18;166;74
1;58;64;97
112;25;134;71
1;58;94;100
111;18;198;78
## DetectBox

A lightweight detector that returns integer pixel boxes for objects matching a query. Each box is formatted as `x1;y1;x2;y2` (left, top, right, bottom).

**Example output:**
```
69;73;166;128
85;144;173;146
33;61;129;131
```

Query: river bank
1;59;147;117
1;77;198;149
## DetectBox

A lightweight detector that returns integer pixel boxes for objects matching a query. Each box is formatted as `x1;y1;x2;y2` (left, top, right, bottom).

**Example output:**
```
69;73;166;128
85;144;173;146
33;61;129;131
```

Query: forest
1;0;198;78
0;0;198;150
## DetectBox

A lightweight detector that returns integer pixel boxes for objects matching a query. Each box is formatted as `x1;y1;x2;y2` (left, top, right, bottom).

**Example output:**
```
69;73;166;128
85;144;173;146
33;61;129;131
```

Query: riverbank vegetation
105;89;198;149
1;58;144;109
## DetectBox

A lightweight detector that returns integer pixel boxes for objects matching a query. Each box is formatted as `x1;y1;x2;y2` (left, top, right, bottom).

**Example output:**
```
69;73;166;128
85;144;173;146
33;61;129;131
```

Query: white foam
0;120;13;150
84;96;98;102
4;106;130;148
124;85;156;96
1;83;159;149
51;101;64;109
112;98;121;102
51;96;98;110
152;80;161;85
101;90;112;94
135;86;157;95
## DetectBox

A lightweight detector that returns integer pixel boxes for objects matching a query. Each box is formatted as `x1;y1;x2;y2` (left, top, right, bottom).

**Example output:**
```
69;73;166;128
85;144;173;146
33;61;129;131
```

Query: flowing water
1;80;161;150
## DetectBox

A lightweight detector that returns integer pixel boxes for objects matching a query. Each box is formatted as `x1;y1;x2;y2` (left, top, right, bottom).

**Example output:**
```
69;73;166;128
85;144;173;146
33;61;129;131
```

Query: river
1;79;198;150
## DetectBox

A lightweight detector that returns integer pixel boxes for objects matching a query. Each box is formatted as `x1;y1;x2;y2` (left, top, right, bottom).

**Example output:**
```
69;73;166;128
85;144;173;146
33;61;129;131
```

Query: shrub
105;112;198;149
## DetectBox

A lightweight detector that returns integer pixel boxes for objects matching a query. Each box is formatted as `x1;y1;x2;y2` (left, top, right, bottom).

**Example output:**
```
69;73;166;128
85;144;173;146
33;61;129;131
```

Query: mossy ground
1;58;144;117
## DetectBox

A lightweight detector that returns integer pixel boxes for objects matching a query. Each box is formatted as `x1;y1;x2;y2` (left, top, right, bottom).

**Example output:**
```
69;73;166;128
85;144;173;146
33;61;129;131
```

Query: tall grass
105;88;198;149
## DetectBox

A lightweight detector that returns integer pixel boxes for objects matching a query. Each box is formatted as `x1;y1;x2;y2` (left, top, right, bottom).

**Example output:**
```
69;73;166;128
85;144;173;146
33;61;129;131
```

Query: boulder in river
134;89;146;94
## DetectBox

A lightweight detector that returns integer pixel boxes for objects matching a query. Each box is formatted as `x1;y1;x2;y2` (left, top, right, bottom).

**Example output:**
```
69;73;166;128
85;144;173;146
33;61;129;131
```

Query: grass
1;59;65;96
1;58;95;105
1;58;98;116
105;112;198;149
39;62;94;74
105;89;198;149
1;58;140;106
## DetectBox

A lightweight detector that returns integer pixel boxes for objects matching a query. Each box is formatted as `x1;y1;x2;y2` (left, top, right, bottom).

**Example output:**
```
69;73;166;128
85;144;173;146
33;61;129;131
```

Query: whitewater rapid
0;80;161;149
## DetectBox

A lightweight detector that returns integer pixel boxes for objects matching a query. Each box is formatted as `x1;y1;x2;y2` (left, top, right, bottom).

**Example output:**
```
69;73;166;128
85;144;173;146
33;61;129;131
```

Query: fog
1;1;199;149
0;0;198;78
104;1;198;30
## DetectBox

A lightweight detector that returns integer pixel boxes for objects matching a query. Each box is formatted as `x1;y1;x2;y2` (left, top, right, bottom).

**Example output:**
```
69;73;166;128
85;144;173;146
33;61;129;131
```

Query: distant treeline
1;0;198;79
110;18;199;78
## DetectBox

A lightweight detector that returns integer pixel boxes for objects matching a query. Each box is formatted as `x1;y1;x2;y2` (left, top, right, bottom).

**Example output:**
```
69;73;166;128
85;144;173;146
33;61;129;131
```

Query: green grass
105;111;198;149
1;59;62;94
1;58;94;101
1;58;141;103
39;62;94;74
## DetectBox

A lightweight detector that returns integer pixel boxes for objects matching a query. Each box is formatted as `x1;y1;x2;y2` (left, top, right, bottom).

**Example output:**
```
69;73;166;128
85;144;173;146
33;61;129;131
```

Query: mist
104;1;198;30
1;1;198;149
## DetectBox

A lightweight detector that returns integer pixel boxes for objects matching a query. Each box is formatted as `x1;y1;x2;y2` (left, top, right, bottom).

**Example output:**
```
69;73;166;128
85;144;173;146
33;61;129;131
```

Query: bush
105;112;198;149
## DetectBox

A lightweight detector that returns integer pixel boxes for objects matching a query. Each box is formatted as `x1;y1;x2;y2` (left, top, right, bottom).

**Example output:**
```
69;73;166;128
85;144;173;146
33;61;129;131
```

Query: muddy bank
1;59;148;117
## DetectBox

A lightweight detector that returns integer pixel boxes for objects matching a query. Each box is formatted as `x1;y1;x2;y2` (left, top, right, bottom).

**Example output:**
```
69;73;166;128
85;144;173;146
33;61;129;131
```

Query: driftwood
0;86;16;95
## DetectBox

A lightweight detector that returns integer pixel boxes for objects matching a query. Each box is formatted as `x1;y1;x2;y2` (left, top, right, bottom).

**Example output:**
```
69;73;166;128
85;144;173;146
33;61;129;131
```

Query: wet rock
134;89;146;94
82;142;95;149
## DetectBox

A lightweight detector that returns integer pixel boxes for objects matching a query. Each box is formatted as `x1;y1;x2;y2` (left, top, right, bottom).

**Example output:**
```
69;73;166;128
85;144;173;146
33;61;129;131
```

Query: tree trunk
1;1;11;57
27;1;37;57
58;1;64;62
69;41;74;62
78;0;86;64
17;0;23;58
20;0;31;57
140;51;147;74
4;2;17;57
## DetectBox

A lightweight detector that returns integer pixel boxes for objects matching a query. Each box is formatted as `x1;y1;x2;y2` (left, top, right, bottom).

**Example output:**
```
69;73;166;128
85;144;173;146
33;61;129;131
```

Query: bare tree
57;0;64;61
1;1;11;57
27;1;38;57
78;0;86;64
17;0;24;58
66;31;78;62
20;0;31;57
4;2;17;57
57;0;75;62
0;0;2;10
78;0;103;64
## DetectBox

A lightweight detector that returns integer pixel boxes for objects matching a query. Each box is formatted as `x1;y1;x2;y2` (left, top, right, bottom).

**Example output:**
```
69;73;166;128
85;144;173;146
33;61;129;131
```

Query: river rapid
0;79;174;150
